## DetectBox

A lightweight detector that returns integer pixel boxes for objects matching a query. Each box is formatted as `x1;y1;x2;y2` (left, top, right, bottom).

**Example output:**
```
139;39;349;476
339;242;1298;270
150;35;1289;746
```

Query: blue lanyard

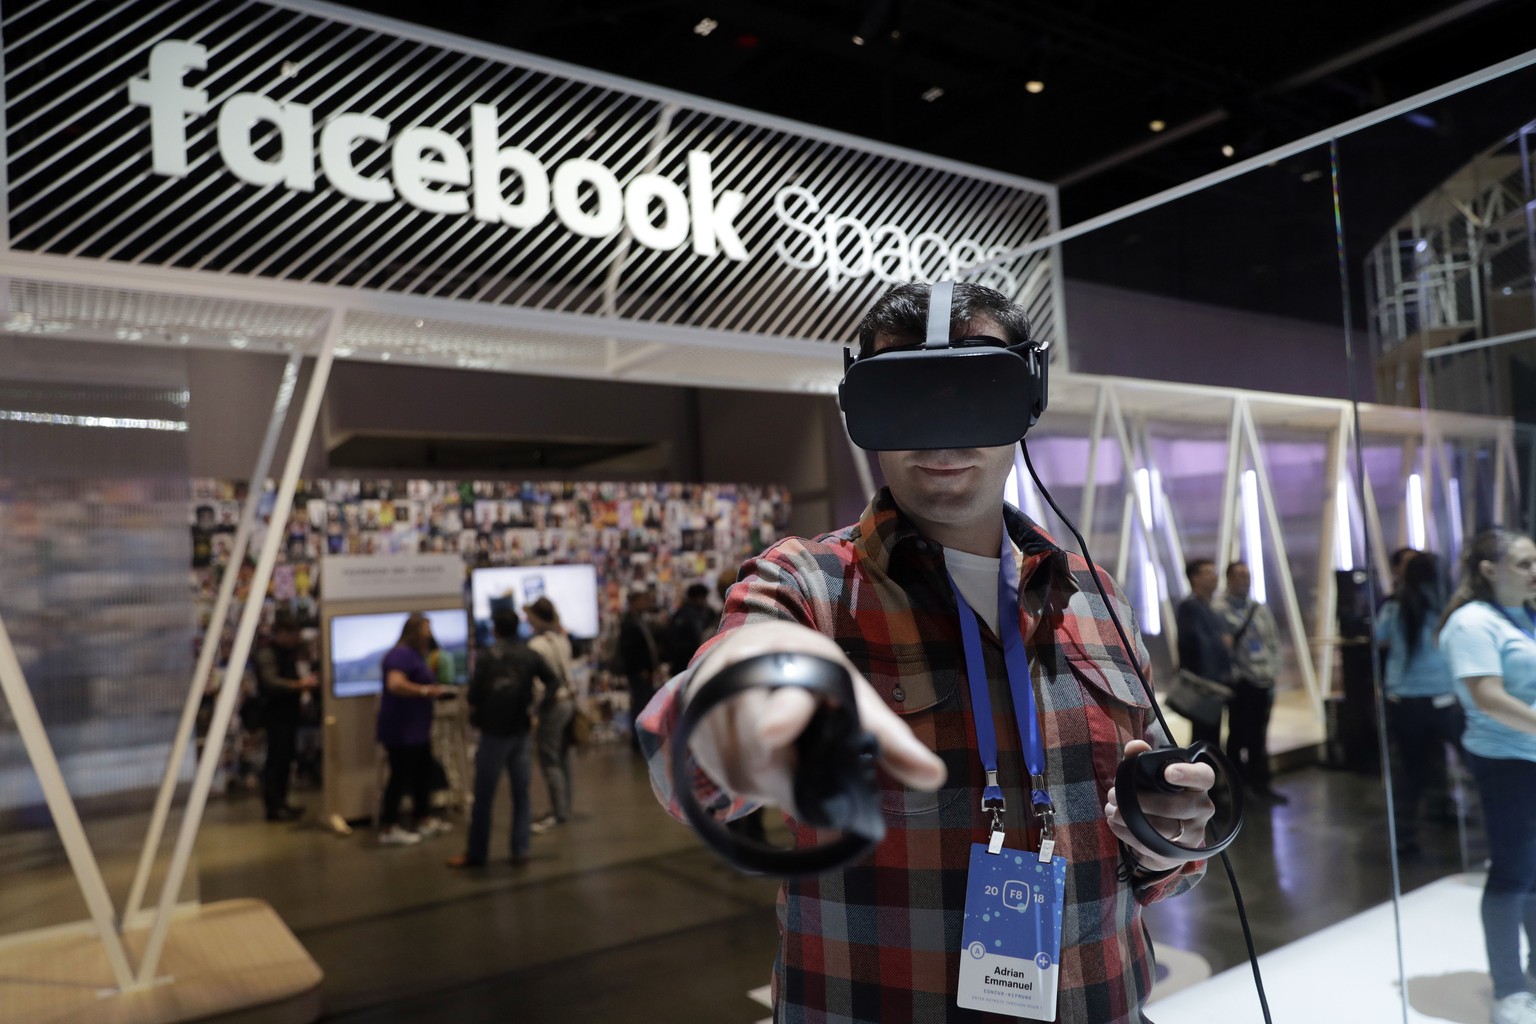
1491;602;1536;640
948;535;1053;837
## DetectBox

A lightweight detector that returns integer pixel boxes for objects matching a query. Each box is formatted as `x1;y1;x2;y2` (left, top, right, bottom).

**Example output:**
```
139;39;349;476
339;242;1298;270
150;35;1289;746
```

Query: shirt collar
853;486;1068;574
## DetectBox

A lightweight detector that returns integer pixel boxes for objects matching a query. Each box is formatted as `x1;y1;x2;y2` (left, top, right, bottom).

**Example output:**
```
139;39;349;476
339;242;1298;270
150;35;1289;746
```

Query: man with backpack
448;610;558;868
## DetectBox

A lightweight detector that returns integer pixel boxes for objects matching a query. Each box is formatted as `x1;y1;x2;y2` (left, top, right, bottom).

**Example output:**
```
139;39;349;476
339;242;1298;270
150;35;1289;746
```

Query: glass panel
0;338;198;936
1337;59;1536;1022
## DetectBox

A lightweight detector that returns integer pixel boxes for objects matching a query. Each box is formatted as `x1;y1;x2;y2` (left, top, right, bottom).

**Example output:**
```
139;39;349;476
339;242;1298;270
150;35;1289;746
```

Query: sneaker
1492;991;1536;1024
379;825;422;846
531;816;559;835
418;817;453;839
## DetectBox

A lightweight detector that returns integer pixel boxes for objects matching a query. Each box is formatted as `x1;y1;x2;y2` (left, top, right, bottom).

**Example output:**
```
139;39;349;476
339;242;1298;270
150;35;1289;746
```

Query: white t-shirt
1439;601;1536;761
943;540;1021;636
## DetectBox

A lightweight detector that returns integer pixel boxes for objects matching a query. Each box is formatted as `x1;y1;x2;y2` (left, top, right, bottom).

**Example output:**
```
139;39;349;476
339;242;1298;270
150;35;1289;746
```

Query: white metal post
0;615;137;991
1105;388;1139;582
1240;400;1322;718
122;351;304;928
1216;398;1244;573
1080;383;1109;542
135;315;341;985
1315;411;1350;699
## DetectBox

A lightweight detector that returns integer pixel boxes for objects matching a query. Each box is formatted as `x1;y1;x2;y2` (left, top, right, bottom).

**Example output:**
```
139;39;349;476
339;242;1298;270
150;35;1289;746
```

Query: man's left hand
1104;739;1216;875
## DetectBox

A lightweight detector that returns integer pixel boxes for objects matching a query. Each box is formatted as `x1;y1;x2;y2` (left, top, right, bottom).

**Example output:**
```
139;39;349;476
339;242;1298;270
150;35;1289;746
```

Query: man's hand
683;621;947;815
1104;739;1216;875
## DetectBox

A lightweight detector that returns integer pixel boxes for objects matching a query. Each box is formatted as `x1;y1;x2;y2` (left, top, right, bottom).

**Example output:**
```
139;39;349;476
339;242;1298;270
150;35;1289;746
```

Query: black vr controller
671;652;886;877
1115;741;1244;862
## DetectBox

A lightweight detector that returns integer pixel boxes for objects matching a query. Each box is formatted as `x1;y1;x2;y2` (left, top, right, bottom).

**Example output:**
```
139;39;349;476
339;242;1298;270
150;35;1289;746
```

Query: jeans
1385;696;1464;845
536;700;575;822
1465;752;1536;999
381;743;433;827
467;731;532;863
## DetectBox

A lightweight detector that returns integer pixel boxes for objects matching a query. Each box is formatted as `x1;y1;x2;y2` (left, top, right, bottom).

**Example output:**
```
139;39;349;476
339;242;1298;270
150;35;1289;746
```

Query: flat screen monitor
470;564;600;641
328;608;470;699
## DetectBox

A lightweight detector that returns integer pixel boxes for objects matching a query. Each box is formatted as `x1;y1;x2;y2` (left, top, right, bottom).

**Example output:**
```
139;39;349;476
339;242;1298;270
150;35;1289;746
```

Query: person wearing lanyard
638;281;1214;1024
1439;528;1536;1024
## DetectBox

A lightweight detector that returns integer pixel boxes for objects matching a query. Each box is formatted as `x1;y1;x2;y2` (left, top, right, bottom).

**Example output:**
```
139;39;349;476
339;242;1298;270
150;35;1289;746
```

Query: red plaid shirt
639;490;1203;1023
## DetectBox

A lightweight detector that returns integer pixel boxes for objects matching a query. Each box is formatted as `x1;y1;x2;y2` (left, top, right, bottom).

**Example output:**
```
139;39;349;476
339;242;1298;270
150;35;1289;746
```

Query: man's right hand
682;621;947;815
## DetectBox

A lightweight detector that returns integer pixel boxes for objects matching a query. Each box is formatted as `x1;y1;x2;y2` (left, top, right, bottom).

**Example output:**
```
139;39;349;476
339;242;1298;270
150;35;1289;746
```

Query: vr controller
670;652;886;877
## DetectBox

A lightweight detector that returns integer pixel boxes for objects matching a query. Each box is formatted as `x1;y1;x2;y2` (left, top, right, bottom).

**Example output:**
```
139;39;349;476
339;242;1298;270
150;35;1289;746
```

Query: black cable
1020;439;1274;1024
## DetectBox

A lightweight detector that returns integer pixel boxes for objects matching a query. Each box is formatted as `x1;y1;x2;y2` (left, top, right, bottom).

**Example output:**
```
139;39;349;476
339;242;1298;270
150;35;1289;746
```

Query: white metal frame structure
0;0;1530;1017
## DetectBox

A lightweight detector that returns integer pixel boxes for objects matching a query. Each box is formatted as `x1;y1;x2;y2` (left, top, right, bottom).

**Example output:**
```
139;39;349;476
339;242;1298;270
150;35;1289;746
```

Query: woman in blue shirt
1375;551;1462;855
1439;529;1536;1024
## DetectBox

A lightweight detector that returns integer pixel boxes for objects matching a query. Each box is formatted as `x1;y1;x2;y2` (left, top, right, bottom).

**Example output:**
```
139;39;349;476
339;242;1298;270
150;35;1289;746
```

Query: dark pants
1385;696;1464;845
536;701;575;822
627;672;655;754
466;731;532;862
1190;712;1221;748
1465;752;1536;999
381;743;434;827
1225;679;1275;791
263;721;297;814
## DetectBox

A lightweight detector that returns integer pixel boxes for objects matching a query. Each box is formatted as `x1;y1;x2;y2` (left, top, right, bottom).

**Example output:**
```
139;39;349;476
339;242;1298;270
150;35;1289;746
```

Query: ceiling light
889;29;901;40
693;17;717;36
280;60;299;78
922;86;944;102
851;34;865;45
1148;119;1166;133
1024;80;1044;94
1220;144;1235;158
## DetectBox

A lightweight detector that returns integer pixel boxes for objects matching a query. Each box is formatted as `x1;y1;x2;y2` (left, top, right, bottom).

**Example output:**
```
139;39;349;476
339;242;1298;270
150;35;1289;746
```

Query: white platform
1149;872;1509;1024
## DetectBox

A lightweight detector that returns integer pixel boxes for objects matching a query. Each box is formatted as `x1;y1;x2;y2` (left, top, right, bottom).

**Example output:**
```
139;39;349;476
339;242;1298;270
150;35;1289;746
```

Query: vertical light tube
1406;473;1427;550
1241;469;1267;604
1134;467;1153;529
1334;477;1354;570
1447;476;1464;558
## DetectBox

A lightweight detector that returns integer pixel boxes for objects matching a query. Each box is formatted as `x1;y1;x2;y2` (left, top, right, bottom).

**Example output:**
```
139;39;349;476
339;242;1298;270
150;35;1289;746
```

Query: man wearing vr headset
639;281;1214;1023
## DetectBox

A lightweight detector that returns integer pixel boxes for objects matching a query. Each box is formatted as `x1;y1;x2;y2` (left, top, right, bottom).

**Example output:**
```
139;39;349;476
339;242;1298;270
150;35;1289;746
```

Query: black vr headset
838;280;1050;451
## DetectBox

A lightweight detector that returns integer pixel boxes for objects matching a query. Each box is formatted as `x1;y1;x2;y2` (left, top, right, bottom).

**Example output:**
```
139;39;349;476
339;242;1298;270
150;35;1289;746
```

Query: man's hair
1224;560;1247;578
1390;546;1418;570
855;282;1030;358
1185;558;1215;582
685;583;710;601
491;610;521;639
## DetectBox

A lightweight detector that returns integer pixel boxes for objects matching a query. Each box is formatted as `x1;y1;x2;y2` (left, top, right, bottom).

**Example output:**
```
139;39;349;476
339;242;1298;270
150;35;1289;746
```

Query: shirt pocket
854;647;967;819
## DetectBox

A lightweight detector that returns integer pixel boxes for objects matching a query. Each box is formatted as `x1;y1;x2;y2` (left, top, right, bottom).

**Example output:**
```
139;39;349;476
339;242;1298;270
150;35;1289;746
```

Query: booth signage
1;0;1058;344
321;553;463;602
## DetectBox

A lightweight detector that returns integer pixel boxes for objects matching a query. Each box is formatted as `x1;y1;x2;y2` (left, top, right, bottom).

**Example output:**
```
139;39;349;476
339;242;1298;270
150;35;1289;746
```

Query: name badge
956;843;1067;1020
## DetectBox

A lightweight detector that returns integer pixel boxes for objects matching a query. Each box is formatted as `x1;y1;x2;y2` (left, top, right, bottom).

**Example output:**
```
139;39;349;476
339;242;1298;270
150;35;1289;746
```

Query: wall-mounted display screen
470;564;600;641
328;608;469;699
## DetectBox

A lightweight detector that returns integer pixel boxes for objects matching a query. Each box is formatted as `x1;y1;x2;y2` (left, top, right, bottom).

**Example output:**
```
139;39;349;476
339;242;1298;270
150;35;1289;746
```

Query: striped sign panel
2;0;1058;348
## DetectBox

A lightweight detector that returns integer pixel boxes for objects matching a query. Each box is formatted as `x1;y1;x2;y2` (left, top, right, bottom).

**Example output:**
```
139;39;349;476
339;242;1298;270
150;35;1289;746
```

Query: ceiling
335;0;1536;326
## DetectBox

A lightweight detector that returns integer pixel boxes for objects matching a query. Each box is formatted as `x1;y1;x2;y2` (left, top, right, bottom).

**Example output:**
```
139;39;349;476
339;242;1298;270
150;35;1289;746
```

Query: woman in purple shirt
377;613;449;845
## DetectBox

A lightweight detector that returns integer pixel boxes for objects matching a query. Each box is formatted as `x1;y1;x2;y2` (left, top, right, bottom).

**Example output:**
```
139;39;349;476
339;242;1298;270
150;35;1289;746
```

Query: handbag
1164;669;1235;728
566;704;596;748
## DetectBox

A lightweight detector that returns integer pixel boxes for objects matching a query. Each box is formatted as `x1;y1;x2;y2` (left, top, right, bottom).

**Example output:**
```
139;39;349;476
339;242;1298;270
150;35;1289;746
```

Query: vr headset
838;280;1050;451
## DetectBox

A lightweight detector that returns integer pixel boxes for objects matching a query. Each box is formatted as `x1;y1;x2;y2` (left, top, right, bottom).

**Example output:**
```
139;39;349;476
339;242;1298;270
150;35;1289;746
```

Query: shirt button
892;686;906;702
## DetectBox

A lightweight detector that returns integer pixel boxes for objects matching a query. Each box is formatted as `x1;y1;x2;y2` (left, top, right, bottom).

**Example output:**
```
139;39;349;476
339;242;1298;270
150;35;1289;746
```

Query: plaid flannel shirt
639;489;1204;1023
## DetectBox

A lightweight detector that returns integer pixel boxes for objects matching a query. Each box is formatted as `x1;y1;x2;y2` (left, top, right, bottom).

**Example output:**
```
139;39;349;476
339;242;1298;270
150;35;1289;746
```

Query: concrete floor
2;738;1480;1024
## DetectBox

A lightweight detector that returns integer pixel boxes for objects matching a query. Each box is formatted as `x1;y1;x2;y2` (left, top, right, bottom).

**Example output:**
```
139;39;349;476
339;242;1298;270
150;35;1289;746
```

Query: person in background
253;612;318;822
1176;557;1233;747
1376;551;1464;855
619;589;661;754
377;613;451;846
448;610;557;868
1215;561;1288;804
525;597;576;833
1438;528;1536;1024
664;583;716;671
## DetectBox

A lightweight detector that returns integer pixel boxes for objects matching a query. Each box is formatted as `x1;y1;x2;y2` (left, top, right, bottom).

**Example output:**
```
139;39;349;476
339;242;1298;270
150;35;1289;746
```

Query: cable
1020;439;1274;1024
